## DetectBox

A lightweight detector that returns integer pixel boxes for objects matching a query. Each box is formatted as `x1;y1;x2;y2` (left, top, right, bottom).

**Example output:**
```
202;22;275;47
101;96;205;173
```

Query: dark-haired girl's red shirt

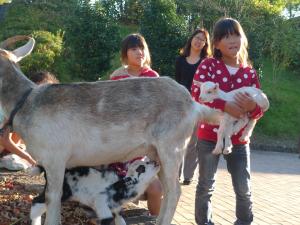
110;66;159;80
191;57;264;145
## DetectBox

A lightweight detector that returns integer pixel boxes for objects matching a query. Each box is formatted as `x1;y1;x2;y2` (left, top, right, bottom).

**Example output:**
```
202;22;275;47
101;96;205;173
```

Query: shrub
20;30;64;79
140;0;187;76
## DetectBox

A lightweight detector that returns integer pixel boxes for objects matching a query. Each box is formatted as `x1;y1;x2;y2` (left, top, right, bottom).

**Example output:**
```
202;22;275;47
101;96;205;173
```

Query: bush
20;30;64;79
270;17;300;74
140;0;187;76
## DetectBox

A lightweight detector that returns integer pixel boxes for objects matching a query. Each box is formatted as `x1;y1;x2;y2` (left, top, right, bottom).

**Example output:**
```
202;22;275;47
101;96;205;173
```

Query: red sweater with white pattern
191;57;263;145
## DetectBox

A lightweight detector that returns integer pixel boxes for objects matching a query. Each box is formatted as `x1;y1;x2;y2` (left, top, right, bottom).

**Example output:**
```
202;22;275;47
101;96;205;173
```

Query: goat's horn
12;37;35;62
0;35;31;49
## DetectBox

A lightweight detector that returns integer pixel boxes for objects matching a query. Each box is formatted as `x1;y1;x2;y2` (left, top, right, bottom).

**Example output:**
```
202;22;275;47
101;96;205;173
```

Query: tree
65;0;121;81
175;0;287;72
140;0;187;76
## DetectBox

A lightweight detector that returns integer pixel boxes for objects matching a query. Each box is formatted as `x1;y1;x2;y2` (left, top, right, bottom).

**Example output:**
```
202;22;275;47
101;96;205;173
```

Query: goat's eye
136;165;145;174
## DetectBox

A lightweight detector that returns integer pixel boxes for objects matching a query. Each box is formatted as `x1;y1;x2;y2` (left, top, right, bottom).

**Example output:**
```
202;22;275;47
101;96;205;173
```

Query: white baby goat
200;81;269;154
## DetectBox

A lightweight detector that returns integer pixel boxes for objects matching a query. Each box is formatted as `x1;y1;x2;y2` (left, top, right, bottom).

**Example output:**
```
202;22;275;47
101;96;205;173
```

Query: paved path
140;150;300;225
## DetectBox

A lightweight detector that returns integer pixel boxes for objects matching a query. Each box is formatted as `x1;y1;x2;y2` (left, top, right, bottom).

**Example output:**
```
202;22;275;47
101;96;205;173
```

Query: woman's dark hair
180;28;211;59
30;71;59;84
212;17;249;66
120;33;151;67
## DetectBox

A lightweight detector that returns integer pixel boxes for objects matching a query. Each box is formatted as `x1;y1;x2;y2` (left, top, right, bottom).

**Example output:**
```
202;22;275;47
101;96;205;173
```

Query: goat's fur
0;37;218;225
200;81;269;154
30;159;160;225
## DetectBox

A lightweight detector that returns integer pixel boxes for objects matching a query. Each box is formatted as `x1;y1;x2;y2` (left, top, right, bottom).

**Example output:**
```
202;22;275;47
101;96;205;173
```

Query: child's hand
234;92;256;113
224;101;245;119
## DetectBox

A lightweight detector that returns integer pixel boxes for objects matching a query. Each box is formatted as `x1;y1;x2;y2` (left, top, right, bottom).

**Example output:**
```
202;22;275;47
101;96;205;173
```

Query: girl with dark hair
175;28;211;91
110;33;158;80
109;33;162;216
192;18;265;225
176;28;211;185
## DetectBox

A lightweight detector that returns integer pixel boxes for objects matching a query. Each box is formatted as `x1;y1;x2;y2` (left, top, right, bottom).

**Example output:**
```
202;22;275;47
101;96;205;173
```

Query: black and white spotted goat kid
30;159;160;225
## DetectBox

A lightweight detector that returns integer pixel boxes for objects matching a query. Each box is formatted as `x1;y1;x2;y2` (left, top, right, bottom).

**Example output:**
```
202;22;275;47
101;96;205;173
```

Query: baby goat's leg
213;114;231;154
240;119;256;142
94;197;114;225
222;118;235;154
114;211;126;225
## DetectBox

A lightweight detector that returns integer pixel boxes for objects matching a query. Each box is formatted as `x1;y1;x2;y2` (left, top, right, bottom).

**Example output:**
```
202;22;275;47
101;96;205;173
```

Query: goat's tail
193;102;220;125
28;165;45;176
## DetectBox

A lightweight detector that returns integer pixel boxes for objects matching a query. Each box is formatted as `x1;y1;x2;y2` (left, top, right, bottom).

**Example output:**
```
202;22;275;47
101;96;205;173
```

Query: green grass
255;59;300;139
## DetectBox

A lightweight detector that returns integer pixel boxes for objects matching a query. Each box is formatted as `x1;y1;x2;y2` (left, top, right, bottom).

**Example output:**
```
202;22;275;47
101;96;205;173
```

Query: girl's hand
224;101;245;119
234;92;256;113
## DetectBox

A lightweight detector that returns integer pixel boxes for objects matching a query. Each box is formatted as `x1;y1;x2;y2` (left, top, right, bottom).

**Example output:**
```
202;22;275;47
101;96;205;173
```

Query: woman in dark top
176;28;211;185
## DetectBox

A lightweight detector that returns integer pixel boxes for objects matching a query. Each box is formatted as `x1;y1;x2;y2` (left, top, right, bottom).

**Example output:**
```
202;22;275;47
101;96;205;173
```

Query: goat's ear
214;83;219;90
12;38;35;62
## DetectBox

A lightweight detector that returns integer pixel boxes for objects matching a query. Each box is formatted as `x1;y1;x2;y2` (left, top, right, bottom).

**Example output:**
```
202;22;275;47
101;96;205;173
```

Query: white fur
200;81;269;154
30;160;160;225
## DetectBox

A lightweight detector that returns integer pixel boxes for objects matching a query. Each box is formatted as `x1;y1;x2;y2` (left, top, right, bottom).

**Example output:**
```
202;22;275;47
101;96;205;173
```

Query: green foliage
269;17;300;74
174;0;286;71
256;59;300;138
65;0;121;81
20;30;64;79
0;0;79;81
140;0;187;76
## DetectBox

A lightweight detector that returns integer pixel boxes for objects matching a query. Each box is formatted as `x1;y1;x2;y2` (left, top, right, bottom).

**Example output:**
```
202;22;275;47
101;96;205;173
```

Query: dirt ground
0;168;156;225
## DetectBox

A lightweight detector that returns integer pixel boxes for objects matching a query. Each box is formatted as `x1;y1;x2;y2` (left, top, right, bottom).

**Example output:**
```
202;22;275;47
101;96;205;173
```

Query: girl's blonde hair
120;33;151;68
212;17;251;67
180;28;211;59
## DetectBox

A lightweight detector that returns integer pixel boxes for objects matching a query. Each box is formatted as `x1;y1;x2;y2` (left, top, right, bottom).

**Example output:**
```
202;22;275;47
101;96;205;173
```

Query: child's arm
0;130;36;165
234;69;264;120
224;101;247;119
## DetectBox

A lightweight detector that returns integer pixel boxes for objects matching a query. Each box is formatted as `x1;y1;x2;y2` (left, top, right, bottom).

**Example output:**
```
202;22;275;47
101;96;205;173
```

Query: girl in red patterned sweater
192;18;264;225
109;33;162;216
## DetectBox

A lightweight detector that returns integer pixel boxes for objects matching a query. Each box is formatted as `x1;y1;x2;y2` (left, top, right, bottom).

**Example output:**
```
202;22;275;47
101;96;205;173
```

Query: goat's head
199;81;219;102
126;158;160;186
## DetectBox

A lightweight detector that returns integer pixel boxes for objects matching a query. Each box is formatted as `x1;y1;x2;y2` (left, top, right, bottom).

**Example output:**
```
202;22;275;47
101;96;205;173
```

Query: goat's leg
94;198;114;225
240;119;256;142
223;132;233;154
223;118;236;155
30;203;46;225
113;211;126;225
212;115;229;154
44;166;65;225
232;117;249;135
156;146;182;225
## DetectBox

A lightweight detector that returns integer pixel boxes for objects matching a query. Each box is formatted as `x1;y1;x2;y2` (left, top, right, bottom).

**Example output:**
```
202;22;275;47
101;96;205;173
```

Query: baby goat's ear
214;83;219;90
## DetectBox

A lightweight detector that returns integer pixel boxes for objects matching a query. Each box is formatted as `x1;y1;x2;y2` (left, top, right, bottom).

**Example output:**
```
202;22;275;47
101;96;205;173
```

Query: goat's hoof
212;148;222;155
223;148;232;155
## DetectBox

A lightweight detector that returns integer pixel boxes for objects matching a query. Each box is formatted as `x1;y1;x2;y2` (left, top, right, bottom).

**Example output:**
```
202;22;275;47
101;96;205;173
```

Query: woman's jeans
195;140;253;225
